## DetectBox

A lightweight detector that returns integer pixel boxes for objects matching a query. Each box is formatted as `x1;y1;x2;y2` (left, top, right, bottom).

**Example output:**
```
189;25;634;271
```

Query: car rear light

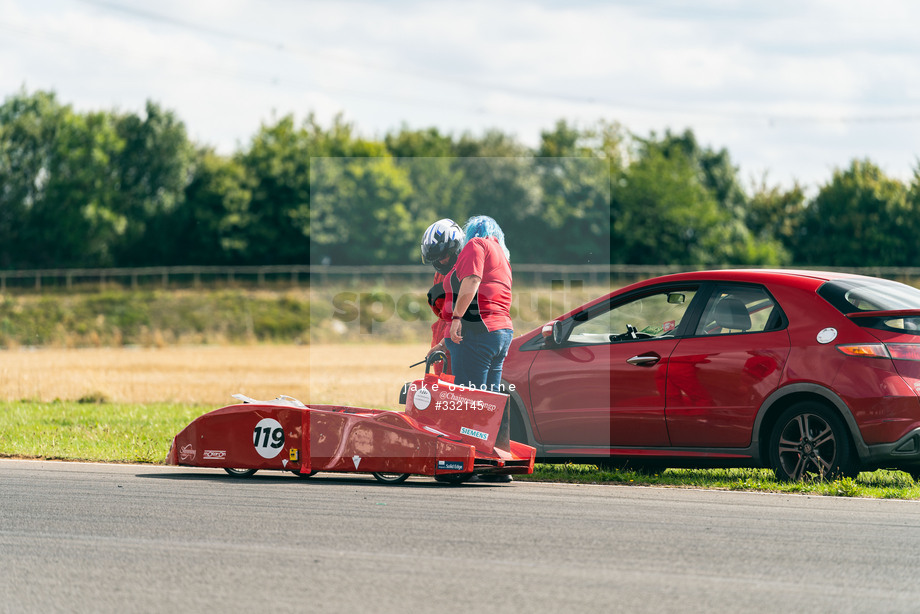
836;344;890;358
836;343;920;361
885;344;920;361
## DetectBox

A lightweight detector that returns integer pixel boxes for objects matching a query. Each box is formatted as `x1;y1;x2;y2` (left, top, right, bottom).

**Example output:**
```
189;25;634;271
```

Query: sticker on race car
438;460;465;470
460;426;488;441
203;450;226;460
352;455;361;469
179;444;196;461
413;387;431;410
253;418;285;459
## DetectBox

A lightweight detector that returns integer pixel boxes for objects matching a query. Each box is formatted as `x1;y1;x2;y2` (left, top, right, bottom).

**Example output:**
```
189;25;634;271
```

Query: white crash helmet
420;219;463;274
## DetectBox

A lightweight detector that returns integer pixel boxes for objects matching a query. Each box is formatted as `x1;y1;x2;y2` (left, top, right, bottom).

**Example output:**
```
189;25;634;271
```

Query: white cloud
1;0;919;188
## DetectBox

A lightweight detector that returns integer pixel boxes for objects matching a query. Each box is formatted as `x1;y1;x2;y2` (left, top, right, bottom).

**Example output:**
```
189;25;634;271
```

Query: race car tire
434;473;473;485
292;470;318;478
224;467;258;478
372;472;411;484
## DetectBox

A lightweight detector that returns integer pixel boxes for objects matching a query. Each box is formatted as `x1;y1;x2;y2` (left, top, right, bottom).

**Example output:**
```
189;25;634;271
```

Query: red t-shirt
443;237;513;333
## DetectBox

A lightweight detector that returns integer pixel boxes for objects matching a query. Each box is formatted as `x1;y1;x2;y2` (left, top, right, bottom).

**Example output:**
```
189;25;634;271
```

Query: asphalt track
3;460;920;614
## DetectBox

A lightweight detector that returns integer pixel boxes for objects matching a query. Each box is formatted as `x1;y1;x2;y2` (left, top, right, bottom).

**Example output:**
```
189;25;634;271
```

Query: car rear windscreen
818;278;920;333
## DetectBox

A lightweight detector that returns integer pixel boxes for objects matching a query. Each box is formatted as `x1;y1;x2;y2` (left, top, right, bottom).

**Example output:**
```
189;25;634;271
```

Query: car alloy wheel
769;402;853;482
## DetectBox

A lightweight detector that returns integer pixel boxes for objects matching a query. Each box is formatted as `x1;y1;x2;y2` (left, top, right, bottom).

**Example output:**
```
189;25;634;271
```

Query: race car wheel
224;468;258;478
768;402;855;482
372;472;410;484
291;470;318;478
434;473;473;485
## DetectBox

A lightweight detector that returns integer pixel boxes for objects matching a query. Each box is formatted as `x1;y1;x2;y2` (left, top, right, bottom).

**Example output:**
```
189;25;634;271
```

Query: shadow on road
134;470;508;488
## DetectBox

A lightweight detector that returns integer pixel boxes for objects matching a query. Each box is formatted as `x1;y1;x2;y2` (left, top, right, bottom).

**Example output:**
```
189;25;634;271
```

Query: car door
664;284;791;448
527;286;701;447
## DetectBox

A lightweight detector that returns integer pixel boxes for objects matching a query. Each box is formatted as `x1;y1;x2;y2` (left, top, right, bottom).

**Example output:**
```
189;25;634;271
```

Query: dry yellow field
0;343;429;409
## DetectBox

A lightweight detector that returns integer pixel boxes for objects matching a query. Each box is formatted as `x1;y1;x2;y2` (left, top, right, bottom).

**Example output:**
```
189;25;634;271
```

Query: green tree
641;129;747;217
613;137;782;265
240;113;391;264
0;91;193;268
746;176;805;263
519;120;621;263
310;155;415;264
4;92;128;268
235;115;310;264
158;147;252;265
0;90;68;268
384;125;456;158
384;126;472;261
110;101;194;265
450;129;536;259
797;160;908;266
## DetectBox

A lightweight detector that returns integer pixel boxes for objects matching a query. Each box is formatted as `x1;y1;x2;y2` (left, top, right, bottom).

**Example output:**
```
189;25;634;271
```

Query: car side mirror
667;293;686;304
552;320;567;345
541;320;567;347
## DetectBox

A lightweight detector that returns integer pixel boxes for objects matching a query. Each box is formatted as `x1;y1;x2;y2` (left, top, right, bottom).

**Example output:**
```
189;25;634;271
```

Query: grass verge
517;463;920;499
3;400;920;498
0;400;201;464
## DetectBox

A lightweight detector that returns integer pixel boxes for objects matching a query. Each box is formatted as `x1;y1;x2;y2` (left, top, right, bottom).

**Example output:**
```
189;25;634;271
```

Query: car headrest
712;298;752;331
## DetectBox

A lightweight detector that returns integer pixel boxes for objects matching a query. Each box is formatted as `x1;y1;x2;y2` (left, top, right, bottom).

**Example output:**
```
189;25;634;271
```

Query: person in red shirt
441;215;513;392
420;219;463;376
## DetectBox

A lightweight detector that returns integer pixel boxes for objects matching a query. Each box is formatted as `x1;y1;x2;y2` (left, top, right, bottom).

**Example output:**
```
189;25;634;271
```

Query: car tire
768;402;856;481
292;470;318;478
372;472;410;484
224;467;258;478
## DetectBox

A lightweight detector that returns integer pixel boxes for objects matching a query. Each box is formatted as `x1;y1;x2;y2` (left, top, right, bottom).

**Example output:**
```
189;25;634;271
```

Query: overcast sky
3;0;920;192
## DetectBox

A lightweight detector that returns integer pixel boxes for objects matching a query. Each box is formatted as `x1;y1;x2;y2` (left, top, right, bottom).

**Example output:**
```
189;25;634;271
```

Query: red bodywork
501;269;920;473
167;373;535;480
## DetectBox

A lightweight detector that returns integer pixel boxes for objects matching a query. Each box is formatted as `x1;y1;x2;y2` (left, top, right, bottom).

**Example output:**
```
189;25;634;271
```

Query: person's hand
449;318;463;343
427;342;445;359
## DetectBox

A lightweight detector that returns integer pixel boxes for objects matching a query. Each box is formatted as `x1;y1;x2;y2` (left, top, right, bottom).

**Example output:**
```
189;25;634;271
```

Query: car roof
569;269;870;317
632;268;862;287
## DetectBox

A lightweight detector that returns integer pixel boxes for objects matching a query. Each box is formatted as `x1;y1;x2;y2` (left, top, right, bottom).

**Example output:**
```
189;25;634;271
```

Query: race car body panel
167;375;535;481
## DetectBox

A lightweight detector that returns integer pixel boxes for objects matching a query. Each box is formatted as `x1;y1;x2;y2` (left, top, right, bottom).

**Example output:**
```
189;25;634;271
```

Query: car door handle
626;353;660;366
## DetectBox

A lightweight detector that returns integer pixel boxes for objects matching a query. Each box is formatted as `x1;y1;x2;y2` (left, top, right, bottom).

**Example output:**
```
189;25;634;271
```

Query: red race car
166;363;535;484
501;269;920;481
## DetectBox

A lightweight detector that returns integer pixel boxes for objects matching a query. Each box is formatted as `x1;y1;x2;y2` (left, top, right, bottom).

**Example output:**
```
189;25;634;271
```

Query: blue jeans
445;328;513;392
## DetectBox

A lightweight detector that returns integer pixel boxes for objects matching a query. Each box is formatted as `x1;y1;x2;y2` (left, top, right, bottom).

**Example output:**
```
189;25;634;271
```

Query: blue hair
464;215;510;261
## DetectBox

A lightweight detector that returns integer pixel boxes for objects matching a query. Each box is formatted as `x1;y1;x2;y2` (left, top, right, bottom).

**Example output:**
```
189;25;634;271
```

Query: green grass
520;463;920;499
4;400;920;498
0;400;201;464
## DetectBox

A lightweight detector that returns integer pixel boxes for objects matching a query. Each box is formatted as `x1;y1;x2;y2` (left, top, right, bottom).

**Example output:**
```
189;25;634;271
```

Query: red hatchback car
501;269;920;480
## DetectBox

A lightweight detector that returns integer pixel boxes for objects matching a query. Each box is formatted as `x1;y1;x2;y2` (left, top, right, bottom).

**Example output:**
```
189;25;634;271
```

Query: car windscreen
818;278;920;333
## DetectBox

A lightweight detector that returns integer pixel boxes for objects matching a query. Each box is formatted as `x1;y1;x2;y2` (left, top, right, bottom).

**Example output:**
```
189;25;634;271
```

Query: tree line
2;88;919;270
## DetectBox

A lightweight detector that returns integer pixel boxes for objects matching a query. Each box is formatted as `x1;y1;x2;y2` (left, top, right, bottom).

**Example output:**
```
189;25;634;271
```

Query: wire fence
4;263;920;292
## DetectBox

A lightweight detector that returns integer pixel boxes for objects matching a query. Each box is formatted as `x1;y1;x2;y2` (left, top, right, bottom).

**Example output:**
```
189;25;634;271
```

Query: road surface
2;459;920;613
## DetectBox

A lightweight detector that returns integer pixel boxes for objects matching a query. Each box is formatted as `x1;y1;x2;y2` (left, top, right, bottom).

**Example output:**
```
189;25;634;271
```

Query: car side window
569;289;698;344
695;286;781;336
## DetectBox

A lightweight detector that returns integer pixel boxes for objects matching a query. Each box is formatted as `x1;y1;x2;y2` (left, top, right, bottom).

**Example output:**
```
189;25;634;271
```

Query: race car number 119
253;418;285;458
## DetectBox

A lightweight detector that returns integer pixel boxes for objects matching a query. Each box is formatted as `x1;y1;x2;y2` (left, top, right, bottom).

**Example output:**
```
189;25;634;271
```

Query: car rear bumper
864;427;920;472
